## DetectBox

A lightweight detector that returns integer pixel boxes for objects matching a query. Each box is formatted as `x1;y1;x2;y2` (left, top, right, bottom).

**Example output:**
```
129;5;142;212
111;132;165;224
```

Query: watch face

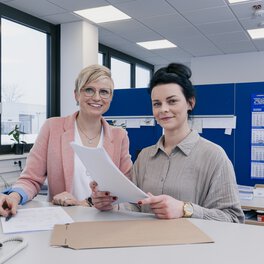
184;203;193;217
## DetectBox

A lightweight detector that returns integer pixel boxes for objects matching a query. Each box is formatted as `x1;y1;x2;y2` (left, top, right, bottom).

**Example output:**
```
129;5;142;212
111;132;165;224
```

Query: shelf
0;153;28;161
242;205;264;211
241;196;264;211
245;219;264;226
243;207;264;226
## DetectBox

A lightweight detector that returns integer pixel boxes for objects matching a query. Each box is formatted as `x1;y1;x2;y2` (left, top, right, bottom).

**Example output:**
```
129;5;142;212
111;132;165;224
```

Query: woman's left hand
90;181;117;211
138;193;184;219
52;191;79;206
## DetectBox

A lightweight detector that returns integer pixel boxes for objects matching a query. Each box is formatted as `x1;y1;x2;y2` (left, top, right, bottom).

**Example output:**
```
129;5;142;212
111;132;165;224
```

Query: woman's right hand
90;181;117;211
52;191;79;207
0;193;21;217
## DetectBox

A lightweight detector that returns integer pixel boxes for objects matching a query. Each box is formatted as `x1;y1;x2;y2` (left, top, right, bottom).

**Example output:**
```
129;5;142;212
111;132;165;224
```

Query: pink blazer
13;112;132;201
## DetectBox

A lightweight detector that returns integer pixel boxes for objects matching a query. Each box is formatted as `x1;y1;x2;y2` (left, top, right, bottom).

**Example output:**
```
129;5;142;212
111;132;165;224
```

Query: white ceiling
1;0;264;66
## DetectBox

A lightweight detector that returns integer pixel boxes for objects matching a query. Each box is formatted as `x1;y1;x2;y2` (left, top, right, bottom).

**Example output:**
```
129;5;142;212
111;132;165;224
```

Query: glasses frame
80;87;112;99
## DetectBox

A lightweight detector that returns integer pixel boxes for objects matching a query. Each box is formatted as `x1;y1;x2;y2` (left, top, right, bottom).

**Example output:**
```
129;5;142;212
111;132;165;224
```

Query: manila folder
50;218;213;249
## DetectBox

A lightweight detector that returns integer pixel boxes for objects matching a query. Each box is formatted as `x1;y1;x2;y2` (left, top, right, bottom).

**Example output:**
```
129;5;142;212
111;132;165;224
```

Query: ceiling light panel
137;40;177;50
247;28;264;39
74;6;131;24
227;0;250;3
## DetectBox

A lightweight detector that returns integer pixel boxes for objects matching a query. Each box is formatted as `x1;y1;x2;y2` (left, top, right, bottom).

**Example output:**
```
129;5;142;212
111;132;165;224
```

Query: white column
60;21;98;116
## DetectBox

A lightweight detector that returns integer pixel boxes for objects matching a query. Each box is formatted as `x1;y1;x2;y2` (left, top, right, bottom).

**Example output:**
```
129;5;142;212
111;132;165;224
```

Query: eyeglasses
80;87;112;99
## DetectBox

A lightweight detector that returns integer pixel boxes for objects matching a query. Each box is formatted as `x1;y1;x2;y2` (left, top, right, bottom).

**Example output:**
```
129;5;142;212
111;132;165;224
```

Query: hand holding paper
90;181;116;211
70;142;148;204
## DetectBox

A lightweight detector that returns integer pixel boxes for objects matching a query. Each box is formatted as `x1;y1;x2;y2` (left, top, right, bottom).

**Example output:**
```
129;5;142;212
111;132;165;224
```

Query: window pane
111;57;131;89
136;64;151;88
1;18;47;145
98;52;103;65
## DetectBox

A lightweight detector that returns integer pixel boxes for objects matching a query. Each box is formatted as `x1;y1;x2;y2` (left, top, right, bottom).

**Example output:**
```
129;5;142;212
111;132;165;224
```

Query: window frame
99;44;154;88
0;3;60;154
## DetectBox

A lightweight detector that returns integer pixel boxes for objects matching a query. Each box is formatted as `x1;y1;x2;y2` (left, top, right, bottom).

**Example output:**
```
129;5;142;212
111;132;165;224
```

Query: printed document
71;142;148;203
1;207;73;234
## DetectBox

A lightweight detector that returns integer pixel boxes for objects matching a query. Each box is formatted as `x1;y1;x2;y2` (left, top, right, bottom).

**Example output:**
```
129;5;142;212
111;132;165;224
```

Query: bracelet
86;197;94;207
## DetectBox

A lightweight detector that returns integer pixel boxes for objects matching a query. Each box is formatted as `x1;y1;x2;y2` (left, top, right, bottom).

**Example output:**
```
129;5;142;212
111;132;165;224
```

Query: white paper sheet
71;142;148;203
224;128;232;135
253;188;264;197
140;118;155;126
202;117;236;129
1;207;73;234
189;118;203;133
126;119;141;128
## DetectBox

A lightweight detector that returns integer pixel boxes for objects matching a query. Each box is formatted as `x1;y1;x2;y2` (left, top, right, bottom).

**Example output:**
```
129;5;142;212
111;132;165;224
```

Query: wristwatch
183;202;193;217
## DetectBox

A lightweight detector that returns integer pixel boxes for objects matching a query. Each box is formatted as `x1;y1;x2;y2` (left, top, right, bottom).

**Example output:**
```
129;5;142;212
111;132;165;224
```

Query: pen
5;214;13;222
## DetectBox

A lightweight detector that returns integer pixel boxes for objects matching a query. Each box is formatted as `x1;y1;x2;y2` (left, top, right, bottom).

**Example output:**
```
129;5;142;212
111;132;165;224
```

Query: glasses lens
83;87;95;97
99;88;111;99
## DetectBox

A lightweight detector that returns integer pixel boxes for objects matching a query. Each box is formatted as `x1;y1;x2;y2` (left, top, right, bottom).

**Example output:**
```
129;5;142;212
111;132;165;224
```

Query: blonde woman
0;64;132;218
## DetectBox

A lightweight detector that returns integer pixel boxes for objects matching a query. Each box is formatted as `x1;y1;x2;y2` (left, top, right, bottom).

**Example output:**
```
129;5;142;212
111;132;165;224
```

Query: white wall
60;21;98;117
191;51;264;85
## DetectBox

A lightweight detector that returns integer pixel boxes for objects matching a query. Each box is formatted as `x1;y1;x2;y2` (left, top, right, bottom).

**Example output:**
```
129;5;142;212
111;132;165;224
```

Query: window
1;18;47;145
98;52;103;65
111;57;131;89
136;64;151;88
0;3;60;154
99;44;153;89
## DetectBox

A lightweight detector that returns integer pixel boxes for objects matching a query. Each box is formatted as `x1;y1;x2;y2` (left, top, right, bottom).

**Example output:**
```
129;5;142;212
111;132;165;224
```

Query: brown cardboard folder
50;218;213;249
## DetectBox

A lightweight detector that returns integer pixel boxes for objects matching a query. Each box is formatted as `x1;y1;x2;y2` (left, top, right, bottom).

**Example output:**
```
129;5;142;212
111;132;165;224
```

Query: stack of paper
1;207;73;234
237;185;254;200
71;142;148;204
253;187;264;197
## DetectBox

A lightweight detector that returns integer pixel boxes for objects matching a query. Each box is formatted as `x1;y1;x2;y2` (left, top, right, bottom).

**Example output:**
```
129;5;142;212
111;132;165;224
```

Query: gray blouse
130;130;244;223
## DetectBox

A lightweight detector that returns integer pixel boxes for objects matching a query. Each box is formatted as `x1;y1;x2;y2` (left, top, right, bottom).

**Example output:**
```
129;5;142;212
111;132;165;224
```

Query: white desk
1;200;264;264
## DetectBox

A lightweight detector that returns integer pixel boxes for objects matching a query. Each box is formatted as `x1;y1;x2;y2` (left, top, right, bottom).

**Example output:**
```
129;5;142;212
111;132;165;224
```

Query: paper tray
50;218;213;249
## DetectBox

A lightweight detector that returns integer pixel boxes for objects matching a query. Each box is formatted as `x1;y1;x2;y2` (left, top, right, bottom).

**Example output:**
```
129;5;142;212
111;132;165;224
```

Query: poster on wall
251;94;264;179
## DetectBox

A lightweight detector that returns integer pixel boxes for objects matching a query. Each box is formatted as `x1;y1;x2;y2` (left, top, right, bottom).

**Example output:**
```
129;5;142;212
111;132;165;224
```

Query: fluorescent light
247;28;264;39
137;40;177;50
227;0;249;3
74;5;130;24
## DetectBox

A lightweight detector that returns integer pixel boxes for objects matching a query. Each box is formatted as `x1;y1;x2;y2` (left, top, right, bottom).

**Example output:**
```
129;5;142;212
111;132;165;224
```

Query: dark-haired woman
91;63;244;223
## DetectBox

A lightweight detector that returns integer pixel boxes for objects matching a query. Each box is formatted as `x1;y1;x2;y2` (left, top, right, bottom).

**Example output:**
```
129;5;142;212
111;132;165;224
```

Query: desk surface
1;200;264;264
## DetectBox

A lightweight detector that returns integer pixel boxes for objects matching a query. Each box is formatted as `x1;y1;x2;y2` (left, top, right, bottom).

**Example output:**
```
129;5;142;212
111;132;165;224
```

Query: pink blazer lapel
102;118;114;160
61;113;76;192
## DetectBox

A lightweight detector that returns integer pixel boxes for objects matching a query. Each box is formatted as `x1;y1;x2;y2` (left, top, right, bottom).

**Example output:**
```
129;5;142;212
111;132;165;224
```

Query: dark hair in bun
149;63;195;105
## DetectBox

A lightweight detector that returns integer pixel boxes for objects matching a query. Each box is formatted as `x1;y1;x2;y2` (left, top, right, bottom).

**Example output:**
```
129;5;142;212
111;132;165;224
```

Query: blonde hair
75;64;114;93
